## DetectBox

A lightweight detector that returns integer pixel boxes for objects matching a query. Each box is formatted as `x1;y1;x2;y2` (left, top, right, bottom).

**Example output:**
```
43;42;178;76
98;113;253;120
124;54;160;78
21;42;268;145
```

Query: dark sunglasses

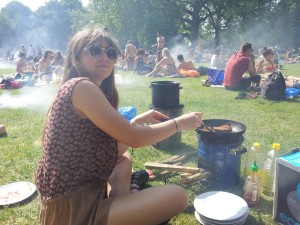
86;44;117;60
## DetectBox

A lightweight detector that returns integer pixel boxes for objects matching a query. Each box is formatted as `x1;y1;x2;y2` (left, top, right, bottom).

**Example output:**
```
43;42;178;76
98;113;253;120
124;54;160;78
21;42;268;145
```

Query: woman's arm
155;57;166;68
256;59;264;74
72;80;202;148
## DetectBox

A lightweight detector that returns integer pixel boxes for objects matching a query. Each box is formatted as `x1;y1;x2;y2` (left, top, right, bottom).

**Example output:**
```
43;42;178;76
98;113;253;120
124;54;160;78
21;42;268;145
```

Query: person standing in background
20;44;27;56
152;32;165;53
157;32;165;51
27;44;35;61
124;40;137;71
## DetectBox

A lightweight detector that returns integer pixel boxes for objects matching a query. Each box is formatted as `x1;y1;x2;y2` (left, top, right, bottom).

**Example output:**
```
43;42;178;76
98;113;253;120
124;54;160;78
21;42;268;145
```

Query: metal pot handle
179;86;183;89
228;147;247;155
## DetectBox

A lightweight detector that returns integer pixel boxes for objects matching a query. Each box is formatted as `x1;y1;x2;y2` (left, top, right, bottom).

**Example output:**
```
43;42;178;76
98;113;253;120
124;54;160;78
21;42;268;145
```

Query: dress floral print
35;77;118;201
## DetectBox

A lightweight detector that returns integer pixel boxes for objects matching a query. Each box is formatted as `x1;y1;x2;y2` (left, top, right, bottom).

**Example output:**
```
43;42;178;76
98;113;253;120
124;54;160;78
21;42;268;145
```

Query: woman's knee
165;185;188;210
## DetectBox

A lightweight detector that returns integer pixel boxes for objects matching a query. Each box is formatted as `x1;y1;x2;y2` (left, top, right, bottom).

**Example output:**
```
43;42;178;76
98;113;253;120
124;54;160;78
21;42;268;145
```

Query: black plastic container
150;104;184;150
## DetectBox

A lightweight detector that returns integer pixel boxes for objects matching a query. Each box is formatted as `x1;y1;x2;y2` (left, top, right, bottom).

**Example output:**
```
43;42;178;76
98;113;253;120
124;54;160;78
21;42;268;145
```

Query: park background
1;0;300;225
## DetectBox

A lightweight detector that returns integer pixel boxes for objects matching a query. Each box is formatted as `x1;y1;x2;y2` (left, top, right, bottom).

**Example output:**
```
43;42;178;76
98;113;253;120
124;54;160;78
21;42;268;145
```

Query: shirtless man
177;54;197;71
177;54;199;77
124;40;137;71
152;32;165;52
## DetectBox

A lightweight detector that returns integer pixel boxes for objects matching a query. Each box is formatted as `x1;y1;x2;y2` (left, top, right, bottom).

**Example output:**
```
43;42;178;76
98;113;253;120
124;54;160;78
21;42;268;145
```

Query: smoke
0;85;57;111
115;73;136;86
0;62;15;70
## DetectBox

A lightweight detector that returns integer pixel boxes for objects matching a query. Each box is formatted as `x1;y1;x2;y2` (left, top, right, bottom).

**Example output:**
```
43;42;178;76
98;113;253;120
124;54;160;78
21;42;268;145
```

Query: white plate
194;191;248;221
195;210;247;225
0;182;36;206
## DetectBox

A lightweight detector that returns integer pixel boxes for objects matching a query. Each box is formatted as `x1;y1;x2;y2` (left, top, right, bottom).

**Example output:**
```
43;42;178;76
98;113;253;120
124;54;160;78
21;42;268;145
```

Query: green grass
1;64;300;225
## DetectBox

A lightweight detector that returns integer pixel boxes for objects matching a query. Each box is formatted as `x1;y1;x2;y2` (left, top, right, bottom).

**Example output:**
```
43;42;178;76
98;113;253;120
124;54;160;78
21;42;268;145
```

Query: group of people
35;27;203;225
285;48;300;63
15;45;65;82
2;26;299;225
223;42;300;91
117;32;202;78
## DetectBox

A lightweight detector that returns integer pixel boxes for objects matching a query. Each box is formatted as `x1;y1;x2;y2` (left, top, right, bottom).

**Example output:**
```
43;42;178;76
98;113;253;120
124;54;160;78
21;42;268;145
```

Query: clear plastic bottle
245;143;261;177
244;161;260;207
261;143;281;196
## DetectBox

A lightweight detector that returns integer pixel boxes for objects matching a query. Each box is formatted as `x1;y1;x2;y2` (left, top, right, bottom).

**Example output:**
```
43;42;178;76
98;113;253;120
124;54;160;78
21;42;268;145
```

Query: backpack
261;71;286;100
207;68;225;85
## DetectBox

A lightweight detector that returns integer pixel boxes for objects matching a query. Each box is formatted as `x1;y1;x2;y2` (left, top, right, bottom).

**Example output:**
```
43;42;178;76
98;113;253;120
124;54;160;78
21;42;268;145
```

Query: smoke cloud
0;85;57;111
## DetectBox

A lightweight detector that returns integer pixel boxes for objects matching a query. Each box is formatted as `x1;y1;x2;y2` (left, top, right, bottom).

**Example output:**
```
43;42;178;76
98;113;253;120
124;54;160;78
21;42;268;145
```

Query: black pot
150;81;182;108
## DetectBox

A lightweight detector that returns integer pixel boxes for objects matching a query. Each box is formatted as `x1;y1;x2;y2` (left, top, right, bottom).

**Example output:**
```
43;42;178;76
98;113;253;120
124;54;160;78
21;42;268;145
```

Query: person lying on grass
35;27;203;225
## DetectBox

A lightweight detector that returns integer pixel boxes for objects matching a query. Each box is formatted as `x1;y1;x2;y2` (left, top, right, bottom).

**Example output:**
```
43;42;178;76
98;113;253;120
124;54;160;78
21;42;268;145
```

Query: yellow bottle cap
272;143;280;150
253;143;260;148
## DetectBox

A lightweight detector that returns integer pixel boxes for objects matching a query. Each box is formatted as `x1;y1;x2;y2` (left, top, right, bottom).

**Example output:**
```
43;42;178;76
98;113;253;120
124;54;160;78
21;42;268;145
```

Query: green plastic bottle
244;161;260;206
245;143;262;177
261;143;280;196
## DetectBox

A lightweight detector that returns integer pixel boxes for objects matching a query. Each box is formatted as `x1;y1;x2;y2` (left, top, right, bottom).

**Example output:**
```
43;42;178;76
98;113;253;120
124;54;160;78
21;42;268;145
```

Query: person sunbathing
145;48;177;77
285;76;300;88
176;54;199;77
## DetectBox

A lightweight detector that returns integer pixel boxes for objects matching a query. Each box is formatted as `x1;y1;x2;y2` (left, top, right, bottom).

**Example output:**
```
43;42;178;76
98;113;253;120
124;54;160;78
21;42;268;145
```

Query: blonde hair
162;48;171;57
62;26;121;109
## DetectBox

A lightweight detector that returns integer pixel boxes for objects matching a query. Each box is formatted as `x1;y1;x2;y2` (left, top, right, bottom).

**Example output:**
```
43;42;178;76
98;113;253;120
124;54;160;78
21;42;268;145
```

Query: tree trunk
214;19;222;53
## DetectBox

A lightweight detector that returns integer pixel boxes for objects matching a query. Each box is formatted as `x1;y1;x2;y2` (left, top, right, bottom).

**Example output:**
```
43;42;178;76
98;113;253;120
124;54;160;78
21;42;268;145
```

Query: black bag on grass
261;71;286;100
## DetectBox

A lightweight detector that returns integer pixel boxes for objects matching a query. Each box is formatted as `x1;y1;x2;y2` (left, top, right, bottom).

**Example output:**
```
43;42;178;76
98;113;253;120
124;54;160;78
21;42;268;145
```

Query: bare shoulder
73;79;100;95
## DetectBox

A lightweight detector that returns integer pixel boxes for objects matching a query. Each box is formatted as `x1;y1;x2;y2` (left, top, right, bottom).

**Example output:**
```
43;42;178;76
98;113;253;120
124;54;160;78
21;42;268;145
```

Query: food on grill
202;124;232;132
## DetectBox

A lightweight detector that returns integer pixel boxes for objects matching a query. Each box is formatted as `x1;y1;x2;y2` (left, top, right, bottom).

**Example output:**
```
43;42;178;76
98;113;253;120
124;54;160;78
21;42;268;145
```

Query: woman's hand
175;112;203;131
131;109;169;125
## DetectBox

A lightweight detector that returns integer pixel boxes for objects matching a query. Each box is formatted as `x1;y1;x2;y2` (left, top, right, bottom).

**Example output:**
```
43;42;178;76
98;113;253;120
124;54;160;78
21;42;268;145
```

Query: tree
0;11;13;47
1;1;34;48
34;0;83;50
86;0;180;50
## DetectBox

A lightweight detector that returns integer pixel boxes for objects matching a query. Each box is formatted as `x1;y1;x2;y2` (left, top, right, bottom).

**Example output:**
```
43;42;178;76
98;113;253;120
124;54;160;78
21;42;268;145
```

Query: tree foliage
0;0;299;54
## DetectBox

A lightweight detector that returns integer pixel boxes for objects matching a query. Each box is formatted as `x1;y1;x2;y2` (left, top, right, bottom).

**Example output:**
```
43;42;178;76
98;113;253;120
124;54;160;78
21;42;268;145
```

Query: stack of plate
194;191;249;225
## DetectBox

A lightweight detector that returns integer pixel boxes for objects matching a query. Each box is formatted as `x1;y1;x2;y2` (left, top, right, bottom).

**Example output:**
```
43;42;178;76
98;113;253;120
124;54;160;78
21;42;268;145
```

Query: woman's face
266;52;274;60
78;39;116;85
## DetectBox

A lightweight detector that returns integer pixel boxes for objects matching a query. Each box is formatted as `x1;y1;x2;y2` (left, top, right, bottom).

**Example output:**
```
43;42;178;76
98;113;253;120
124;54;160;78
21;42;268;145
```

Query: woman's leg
107;151;132;197
159;67;169;76
107;185;188;225
146;66;161;77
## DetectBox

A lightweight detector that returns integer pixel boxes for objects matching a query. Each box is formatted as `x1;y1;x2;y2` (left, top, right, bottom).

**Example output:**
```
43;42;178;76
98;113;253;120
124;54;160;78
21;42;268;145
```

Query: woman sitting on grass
35;27;203;225
146;48;177;77
133;48;153;75
256;48;277;74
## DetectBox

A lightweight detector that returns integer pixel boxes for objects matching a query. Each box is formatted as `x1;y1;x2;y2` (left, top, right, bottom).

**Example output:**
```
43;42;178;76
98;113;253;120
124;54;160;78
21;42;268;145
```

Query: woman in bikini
256;48;277;74
146;48;177;77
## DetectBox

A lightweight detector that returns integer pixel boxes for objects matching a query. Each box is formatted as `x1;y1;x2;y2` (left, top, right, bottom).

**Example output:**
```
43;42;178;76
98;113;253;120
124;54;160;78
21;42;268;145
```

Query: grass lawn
0;63;300;225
